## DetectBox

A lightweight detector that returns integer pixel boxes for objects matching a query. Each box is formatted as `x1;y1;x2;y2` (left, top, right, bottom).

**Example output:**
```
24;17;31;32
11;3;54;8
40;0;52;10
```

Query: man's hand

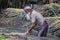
25;22;36;35
25;31;30;35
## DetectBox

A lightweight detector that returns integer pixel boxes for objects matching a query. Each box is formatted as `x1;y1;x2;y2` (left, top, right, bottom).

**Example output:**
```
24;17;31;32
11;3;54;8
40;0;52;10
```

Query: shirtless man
23;6;48;37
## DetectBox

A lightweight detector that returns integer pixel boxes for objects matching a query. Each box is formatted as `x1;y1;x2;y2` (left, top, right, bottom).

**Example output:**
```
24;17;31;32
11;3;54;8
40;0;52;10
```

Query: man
22;6;48;37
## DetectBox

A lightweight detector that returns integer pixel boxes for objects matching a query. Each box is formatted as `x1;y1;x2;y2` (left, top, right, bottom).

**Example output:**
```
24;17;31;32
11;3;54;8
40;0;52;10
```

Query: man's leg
38;26;46;37
38;21;48;37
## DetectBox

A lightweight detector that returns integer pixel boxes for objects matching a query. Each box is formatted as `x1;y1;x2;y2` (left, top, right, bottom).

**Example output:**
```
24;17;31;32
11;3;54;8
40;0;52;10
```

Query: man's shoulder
32;10;40;14
32;10;37;13
32;10;40;15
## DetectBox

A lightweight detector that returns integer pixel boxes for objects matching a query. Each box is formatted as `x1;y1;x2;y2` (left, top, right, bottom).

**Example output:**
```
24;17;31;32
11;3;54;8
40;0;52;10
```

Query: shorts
38;21;48;37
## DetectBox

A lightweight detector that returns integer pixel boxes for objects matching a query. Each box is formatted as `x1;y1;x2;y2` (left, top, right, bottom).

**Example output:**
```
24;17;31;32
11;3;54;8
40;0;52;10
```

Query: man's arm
28;22;36;33
26;21;37;35
26;13;37;35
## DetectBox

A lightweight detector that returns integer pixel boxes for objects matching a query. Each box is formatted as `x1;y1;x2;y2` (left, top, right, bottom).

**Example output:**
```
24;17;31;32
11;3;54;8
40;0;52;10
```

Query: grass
5;8;23;17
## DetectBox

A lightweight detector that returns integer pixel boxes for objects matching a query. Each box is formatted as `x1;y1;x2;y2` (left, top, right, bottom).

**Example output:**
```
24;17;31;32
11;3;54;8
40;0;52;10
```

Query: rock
0;33;59;40
4;32;27;38
54;30;60;37
27;36;60;40
6;37;25;40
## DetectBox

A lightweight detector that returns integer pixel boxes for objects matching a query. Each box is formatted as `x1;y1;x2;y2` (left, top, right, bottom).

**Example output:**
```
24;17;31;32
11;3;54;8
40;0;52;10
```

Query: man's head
24;6;32;13
24;6;32;20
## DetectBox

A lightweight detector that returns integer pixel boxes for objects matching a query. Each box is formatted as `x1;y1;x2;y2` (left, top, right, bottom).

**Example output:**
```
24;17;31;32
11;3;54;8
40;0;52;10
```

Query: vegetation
35;3;60;17
0;0;29;14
